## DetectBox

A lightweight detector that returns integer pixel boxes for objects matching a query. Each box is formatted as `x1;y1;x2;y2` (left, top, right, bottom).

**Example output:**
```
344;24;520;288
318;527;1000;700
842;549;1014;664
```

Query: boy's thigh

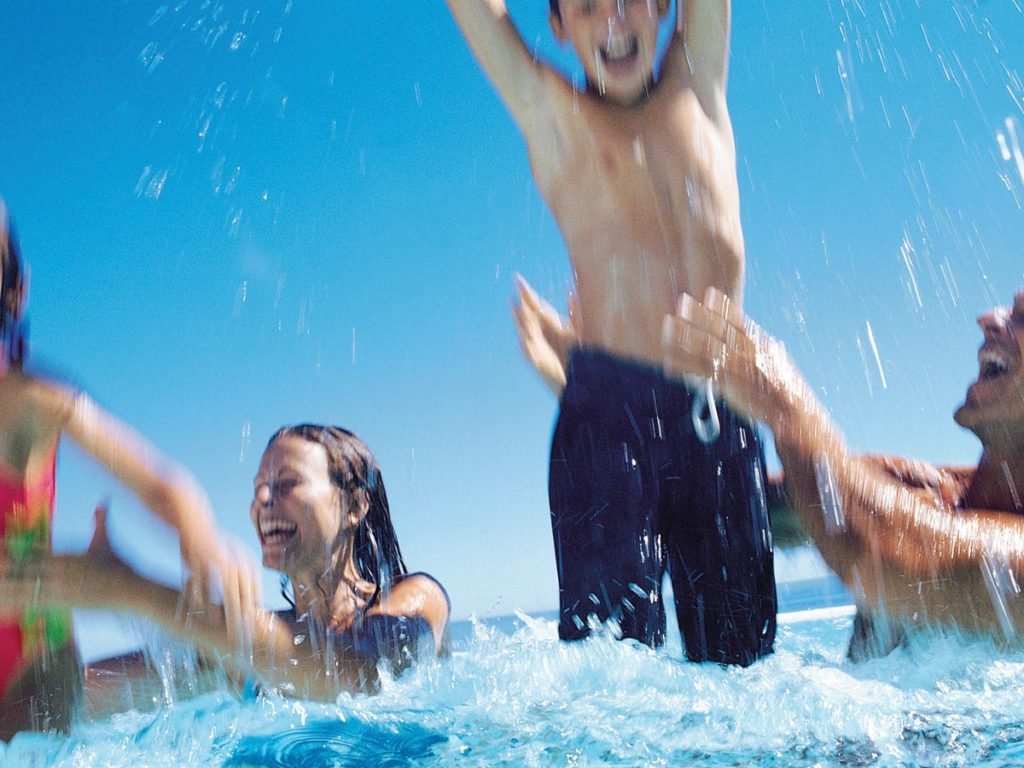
662;423;777;665
549;413;667;646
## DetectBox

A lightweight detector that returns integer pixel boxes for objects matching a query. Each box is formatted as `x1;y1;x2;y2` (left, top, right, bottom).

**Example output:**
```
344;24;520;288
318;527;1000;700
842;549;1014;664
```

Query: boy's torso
531;80;744;367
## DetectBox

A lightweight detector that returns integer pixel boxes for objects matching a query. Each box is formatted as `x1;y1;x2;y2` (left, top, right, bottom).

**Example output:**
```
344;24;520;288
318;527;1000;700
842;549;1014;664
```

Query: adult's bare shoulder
862;454;972;509
373;573;451;650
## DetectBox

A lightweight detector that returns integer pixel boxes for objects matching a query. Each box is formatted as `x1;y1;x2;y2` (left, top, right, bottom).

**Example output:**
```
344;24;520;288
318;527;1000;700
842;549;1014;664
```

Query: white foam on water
7;612;1024;767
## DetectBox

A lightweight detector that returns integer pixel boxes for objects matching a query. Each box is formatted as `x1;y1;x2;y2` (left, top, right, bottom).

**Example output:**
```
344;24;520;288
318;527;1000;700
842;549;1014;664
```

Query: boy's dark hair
550;0;670;21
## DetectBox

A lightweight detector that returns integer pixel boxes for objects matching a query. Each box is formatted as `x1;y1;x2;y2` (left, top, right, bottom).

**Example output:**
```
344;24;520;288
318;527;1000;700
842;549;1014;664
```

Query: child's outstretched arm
30;382;260;634
445;0;563;137
0;509;374;699
0;510;446;700
664;1;731;124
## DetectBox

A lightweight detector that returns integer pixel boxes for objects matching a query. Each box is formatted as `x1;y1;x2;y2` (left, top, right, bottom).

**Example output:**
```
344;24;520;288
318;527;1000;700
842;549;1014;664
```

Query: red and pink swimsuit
0;449;66;699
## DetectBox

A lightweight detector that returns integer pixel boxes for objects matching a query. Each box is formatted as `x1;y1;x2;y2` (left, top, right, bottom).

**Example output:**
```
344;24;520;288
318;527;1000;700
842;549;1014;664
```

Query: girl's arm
26;379;260;641
0;510;379;700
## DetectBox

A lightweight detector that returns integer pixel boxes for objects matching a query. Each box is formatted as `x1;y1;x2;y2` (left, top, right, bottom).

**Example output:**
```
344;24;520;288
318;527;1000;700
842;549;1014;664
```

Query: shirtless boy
446;0;775;664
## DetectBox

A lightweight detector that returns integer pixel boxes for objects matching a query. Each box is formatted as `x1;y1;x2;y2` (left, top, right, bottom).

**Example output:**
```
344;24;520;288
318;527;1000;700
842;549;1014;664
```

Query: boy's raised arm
446;0;558;134
665;1;731;124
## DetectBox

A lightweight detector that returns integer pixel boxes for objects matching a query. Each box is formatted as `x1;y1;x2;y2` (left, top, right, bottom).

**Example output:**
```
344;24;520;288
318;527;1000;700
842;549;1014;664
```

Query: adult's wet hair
268;424;408;595
0;208;26;370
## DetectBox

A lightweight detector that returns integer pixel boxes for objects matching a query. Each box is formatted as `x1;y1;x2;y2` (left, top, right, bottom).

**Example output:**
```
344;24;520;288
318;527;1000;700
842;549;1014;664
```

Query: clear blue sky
0;1;1022;624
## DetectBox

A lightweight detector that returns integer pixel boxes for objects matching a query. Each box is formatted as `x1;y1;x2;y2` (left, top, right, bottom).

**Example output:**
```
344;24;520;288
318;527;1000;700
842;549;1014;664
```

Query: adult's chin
953;400;970;427
952;399;995;441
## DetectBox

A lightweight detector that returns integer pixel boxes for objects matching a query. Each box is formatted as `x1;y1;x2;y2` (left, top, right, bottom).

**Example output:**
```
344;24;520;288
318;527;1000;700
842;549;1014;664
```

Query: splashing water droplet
980;550;1021;640
813;455;846;534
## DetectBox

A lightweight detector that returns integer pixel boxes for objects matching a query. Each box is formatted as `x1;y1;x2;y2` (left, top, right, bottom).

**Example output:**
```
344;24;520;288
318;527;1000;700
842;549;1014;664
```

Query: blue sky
1;0;1023;637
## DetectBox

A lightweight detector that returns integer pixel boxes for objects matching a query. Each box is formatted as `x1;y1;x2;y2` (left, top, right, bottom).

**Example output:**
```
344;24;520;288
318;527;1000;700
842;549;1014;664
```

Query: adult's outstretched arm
661;289;1024;636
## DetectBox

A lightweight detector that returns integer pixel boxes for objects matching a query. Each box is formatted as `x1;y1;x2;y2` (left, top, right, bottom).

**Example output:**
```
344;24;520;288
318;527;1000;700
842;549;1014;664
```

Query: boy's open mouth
600;34;639;68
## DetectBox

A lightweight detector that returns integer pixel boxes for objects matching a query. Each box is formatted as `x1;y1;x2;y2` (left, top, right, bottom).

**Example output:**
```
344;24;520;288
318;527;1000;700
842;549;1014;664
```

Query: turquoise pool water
4;581;1024;767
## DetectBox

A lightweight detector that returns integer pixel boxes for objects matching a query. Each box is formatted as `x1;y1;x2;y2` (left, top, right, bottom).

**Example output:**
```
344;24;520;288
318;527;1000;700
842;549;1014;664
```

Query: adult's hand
661;287;805;432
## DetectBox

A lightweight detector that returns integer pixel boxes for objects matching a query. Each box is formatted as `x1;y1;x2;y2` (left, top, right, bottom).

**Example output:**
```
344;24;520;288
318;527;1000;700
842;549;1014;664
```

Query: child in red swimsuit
0;448;71;699
0;204;252;738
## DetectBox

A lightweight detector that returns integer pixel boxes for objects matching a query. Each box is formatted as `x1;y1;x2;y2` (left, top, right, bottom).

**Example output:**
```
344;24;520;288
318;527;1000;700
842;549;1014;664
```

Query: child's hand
179;525;262;648
512;274;579;395
0;506;124;615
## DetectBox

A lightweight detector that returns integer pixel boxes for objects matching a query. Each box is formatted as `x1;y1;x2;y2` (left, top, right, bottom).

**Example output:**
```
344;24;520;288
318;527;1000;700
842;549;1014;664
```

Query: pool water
5;593;1024;768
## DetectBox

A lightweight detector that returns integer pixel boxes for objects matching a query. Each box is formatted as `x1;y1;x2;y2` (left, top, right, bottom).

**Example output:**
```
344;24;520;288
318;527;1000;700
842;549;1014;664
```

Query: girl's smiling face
251;435;348;573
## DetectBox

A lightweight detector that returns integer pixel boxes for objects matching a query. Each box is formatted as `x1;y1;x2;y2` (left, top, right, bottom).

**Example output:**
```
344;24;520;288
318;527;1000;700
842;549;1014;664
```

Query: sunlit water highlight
5;592;1024;767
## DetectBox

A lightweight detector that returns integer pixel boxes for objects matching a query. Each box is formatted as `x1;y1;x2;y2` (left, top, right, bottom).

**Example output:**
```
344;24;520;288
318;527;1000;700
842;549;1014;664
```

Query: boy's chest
538;100;730;229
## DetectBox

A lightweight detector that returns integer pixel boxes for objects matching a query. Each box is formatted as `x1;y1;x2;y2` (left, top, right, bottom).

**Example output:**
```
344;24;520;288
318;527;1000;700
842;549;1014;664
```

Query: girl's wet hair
268;424;408;594
0;207;26;369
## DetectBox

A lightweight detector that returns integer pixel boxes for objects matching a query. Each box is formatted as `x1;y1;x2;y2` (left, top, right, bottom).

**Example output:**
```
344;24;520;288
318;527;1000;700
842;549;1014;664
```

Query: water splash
9;613;1024;766
813;455;847;534
980;550;1021;640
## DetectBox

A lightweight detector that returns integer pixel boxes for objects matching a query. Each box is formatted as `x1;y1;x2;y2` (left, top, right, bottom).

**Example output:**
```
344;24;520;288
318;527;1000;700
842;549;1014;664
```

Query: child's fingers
514;273;541;310
221;563;244;651
225;544;259;652
512;305;536;344
236;559;258;654
87;502;114;557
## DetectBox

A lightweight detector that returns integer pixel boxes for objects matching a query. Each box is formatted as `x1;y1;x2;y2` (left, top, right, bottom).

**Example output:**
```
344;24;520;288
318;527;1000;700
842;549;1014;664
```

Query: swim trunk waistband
564;347;692;405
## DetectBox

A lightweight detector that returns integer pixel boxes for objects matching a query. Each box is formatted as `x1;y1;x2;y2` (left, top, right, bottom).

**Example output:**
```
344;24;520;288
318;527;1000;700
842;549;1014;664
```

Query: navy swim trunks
548;348;777;666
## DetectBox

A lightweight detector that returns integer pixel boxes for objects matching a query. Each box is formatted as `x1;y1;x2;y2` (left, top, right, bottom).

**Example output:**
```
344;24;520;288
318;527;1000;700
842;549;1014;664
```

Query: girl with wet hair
268;424;408;598
0;204;259;739
257;425;448;682
0;422;450;703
